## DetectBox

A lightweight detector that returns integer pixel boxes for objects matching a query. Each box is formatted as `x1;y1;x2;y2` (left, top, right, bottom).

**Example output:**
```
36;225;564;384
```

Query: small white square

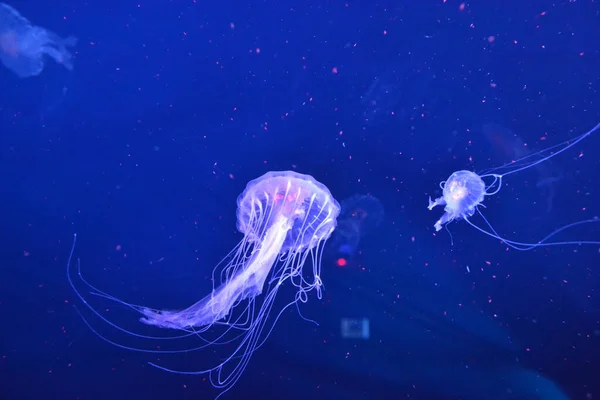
341;318;370;339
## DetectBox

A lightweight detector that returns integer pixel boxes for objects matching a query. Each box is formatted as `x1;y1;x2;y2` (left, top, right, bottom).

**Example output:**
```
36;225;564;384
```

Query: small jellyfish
428;123;600;250
68;171;340;398
428;170;486;233
0;3;76;78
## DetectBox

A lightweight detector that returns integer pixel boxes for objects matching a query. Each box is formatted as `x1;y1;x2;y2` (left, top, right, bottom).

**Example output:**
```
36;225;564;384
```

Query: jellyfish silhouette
328;194;384;257
482;122;563;217
67;171;340;398
0;3;76;78
428;123;600;250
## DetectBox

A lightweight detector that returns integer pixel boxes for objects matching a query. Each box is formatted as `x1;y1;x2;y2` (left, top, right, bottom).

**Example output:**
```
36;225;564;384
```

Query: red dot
336;258;347;267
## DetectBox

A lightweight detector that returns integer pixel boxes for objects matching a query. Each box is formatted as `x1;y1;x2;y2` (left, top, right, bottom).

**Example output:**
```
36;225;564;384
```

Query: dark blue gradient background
1;1;599;399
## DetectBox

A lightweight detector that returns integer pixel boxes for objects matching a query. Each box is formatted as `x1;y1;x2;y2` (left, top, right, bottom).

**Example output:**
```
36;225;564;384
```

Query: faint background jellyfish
360;74;400;124
324;195;382;344
68;170;340;398
428;123;600;250
358;58;440;128
481;122;563;217
0;3;76;78
327;194;384;260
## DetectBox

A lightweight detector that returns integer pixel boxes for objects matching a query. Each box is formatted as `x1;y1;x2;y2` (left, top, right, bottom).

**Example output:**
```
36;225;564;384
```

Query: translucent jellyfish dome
441;170;486;213
236;170;340;252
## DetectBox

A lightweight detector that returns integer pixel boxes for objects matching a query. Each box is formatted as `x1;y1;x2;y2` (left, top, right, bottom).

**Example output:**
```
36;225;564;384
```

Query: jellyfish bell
67;170;340;398
238;171;339;253
428;122;600;250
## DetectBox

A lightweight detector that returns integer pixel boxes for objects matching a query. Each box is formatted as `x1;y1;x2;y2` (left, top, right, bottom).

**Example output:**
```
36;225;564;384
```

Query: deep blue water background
1;1;599;399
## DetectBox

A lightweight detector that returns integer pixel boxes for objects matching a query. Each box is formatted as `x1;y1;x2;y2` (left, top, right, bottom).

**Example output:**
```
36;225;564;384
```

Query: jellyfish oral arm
41;44;71;69
140;217;291;330
229;217;291;298
428;196;455;231
427;196;445;211
433;211;454;232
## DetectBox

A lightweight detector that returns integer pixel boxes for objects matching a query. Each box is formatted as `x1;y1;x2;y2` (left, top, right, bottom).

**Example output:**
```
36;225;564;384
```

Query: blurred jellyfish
359;59;438;128
428;123;600;250
328;195;382;346
0;3;76;78
328;194;384;258
482;122;563;216
361;74;401;125
68;171;340;398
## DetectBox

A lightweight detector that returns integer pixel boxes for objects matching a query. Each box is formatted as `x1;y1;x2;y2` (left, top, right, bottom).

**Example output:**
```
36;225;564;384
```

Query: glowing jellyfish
0;3;76;78
428;123;600;250
67;170;340;398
